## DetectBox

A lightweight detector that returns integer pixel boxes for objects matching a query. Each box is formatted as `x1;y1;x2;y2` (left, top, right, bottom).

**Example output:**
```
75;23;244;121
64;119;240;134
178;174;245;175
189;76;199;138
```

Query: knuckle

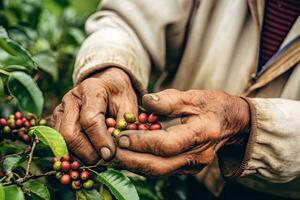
80;111;99;128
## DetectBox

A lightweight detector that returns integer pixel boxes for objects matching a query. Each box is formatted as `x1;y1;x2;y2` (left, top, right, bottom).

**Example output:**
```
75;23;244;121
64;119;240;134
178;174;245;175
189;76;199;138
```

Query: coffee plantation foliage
0;0;199;200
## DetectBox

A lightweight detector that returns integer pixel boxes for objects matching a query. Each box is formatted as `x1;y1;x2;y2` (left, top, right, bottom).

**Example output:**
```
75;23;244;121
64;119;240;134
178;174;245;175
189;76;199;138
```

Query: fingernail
100;147;111;160
118;136;130;148
148;94;159;101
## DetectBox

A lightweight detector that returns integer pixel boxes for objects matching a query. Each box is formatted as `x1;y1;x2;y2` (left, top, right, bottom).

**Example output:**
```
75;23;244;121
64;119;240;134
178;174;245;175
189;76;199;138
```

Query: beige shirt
73;0;300;198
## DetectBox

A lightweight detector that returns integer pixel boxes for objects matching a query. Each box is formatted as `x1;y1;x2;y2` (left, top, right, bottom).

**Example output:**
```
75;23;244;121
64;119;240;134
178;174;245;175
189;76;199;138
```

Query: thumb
142;89;190;117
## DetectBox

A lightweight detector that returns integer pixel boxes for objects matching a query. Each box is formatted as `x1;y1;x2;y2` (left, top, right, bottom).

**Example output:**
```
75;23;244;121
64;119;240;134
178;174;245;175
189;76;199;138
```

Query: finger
60;92;99;164
51;104;63;130
113;148;195;177
117;121;204;157
142;89;197;117
115;96;138;120
79;88;116;161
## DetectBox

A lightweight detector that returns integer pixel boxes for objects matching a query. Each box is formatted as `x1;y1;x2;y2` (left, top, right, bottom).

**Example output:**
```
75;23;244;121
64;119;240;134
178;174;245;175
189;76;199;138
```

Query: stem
0;176;6;182
2;171;56;186
80;159;105;170
24;138;38;177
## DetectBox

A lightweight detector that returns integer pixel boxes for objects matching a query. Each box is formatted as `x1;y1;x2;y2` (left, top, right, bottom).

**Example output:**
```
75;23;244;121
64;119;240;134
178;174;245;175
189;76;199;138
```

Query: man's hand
113;89;250;177
52;67;138;163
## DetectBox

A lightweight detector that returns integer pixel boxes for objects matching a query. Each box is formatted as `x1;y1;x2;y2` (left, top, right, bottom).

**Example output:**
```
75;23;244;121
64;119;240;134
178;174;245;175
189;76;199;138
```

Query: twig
80;159;106;170
24;138;38;177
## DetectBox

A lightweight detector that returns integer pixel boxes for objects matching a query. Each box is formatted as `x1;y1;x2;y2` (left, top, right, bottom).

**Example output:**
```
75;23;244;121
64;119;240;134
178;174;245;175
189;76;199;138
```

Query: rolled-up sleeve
219;98;300;183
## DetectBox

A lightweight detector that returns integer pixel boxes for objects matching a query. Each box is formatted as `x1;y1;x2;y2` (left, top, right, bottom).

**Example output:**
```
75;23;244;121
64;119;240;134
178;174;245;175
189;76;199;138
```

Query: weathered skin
52;67;138;163
113;89;250;177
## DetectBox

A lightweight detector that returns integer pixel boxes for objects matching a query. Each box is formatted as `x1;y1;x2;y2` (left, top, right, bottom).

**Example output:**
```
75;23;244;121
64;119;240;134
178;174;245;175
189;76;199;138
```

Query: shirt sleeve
219;98;300;183
73;0;193;94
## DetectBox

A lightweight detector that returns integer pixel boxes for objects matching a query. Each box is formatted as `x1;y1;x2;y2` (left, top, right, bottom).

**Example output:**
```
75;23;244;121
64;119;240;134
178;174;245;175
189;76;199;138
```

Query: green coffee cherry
53;161;62;171
124;113;136;123
3;126;11;134
113;128;121;137
116;119;127;129
83;179;94;189
39;119;47;125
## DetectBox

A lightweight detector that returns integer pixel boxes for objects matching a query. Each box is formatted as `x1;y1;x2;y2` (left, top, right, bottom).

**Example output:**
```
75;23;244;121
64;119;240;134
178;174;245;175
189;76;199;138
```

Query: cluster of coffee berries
106;113;162;136
0;111;47;143
53;155;94;190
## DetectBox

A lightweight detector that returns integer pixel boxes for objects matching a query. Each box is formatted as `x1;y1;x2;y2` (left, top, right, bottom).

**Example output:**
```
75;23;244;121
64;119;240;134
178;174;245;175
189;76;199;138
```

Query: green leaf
2;65;28;72
77;189;103;200
100;185;112;200
131;179;159;200
0;183;5;200
0;27;37;69
7;71;44;116
0;78;4;97
30;126;68;158
93;169;139;200
3;155;21;173
3;185;25;200
33;53;58;81
23;180;50;200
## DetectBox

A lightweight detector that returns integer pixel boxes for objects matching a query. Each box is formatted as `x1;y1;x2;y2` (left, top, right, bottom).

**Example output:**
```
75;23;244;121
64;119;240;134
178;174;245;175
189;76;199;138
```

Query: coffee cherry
138;113;148;123
107;127;115;135
8;118;15;127
105;118;116;127
60;174;71;185
30;119;36;126
39;119;47;125
80;171;90;181
15;119;23;127
15;112;22;119
138;124;148;130
22;134;31;143
113;128;121;137
148;113;158;123
3;126;11;134
83;179;94;190
26;113;34;120
24;121;30;128
149;123;162;130
53;161;62;171
0;118;7;126
17;130;26;138
9;115;15;119
124;113;136;123
70;171;79;180
116;119;127;129
61;155;70;162
126;123;138;130
61;161;71;171
55;171;63;180
71;180;82;190
71;161;80;170
52;157;58;163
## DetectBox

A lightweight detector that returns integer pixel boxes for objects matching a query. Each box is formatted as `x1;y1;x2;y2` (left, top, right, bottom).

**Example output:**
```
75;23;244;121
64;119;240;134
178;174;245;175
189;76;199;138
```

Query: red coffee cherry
71;180;82;190
80;171;90;181
138;124;148;130
105;118;116;127
53;161;62;171
83;179;94;190
61;161;71;171
70;171;79;180
107;127;115;135
138;113;148;123
0;118;7;126
126;123;138;130
17;130;26;138
21;134;31;144
60;174;71;185
148;113;158;123
124;113;136;123
61;155;70;162
71;161;80;170
26;113;34;120
149;123;162;130
15;112;22;119
52;157;58;163
24;121;31;128
15;119;23;127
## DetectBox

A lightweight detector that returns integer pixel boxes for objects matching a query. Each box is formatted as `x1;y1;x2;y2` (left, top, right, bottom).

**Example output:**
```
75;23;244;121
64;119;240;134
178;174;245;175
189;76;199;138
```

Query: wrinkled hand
113;89;250;177
52;68;138;163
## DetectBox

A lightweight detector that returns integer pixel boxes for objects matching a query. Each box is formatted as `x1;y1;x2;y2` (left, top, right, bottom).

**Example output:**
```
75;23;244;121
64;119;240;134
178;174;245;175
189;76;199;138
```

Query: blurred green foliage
0;0;99;116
